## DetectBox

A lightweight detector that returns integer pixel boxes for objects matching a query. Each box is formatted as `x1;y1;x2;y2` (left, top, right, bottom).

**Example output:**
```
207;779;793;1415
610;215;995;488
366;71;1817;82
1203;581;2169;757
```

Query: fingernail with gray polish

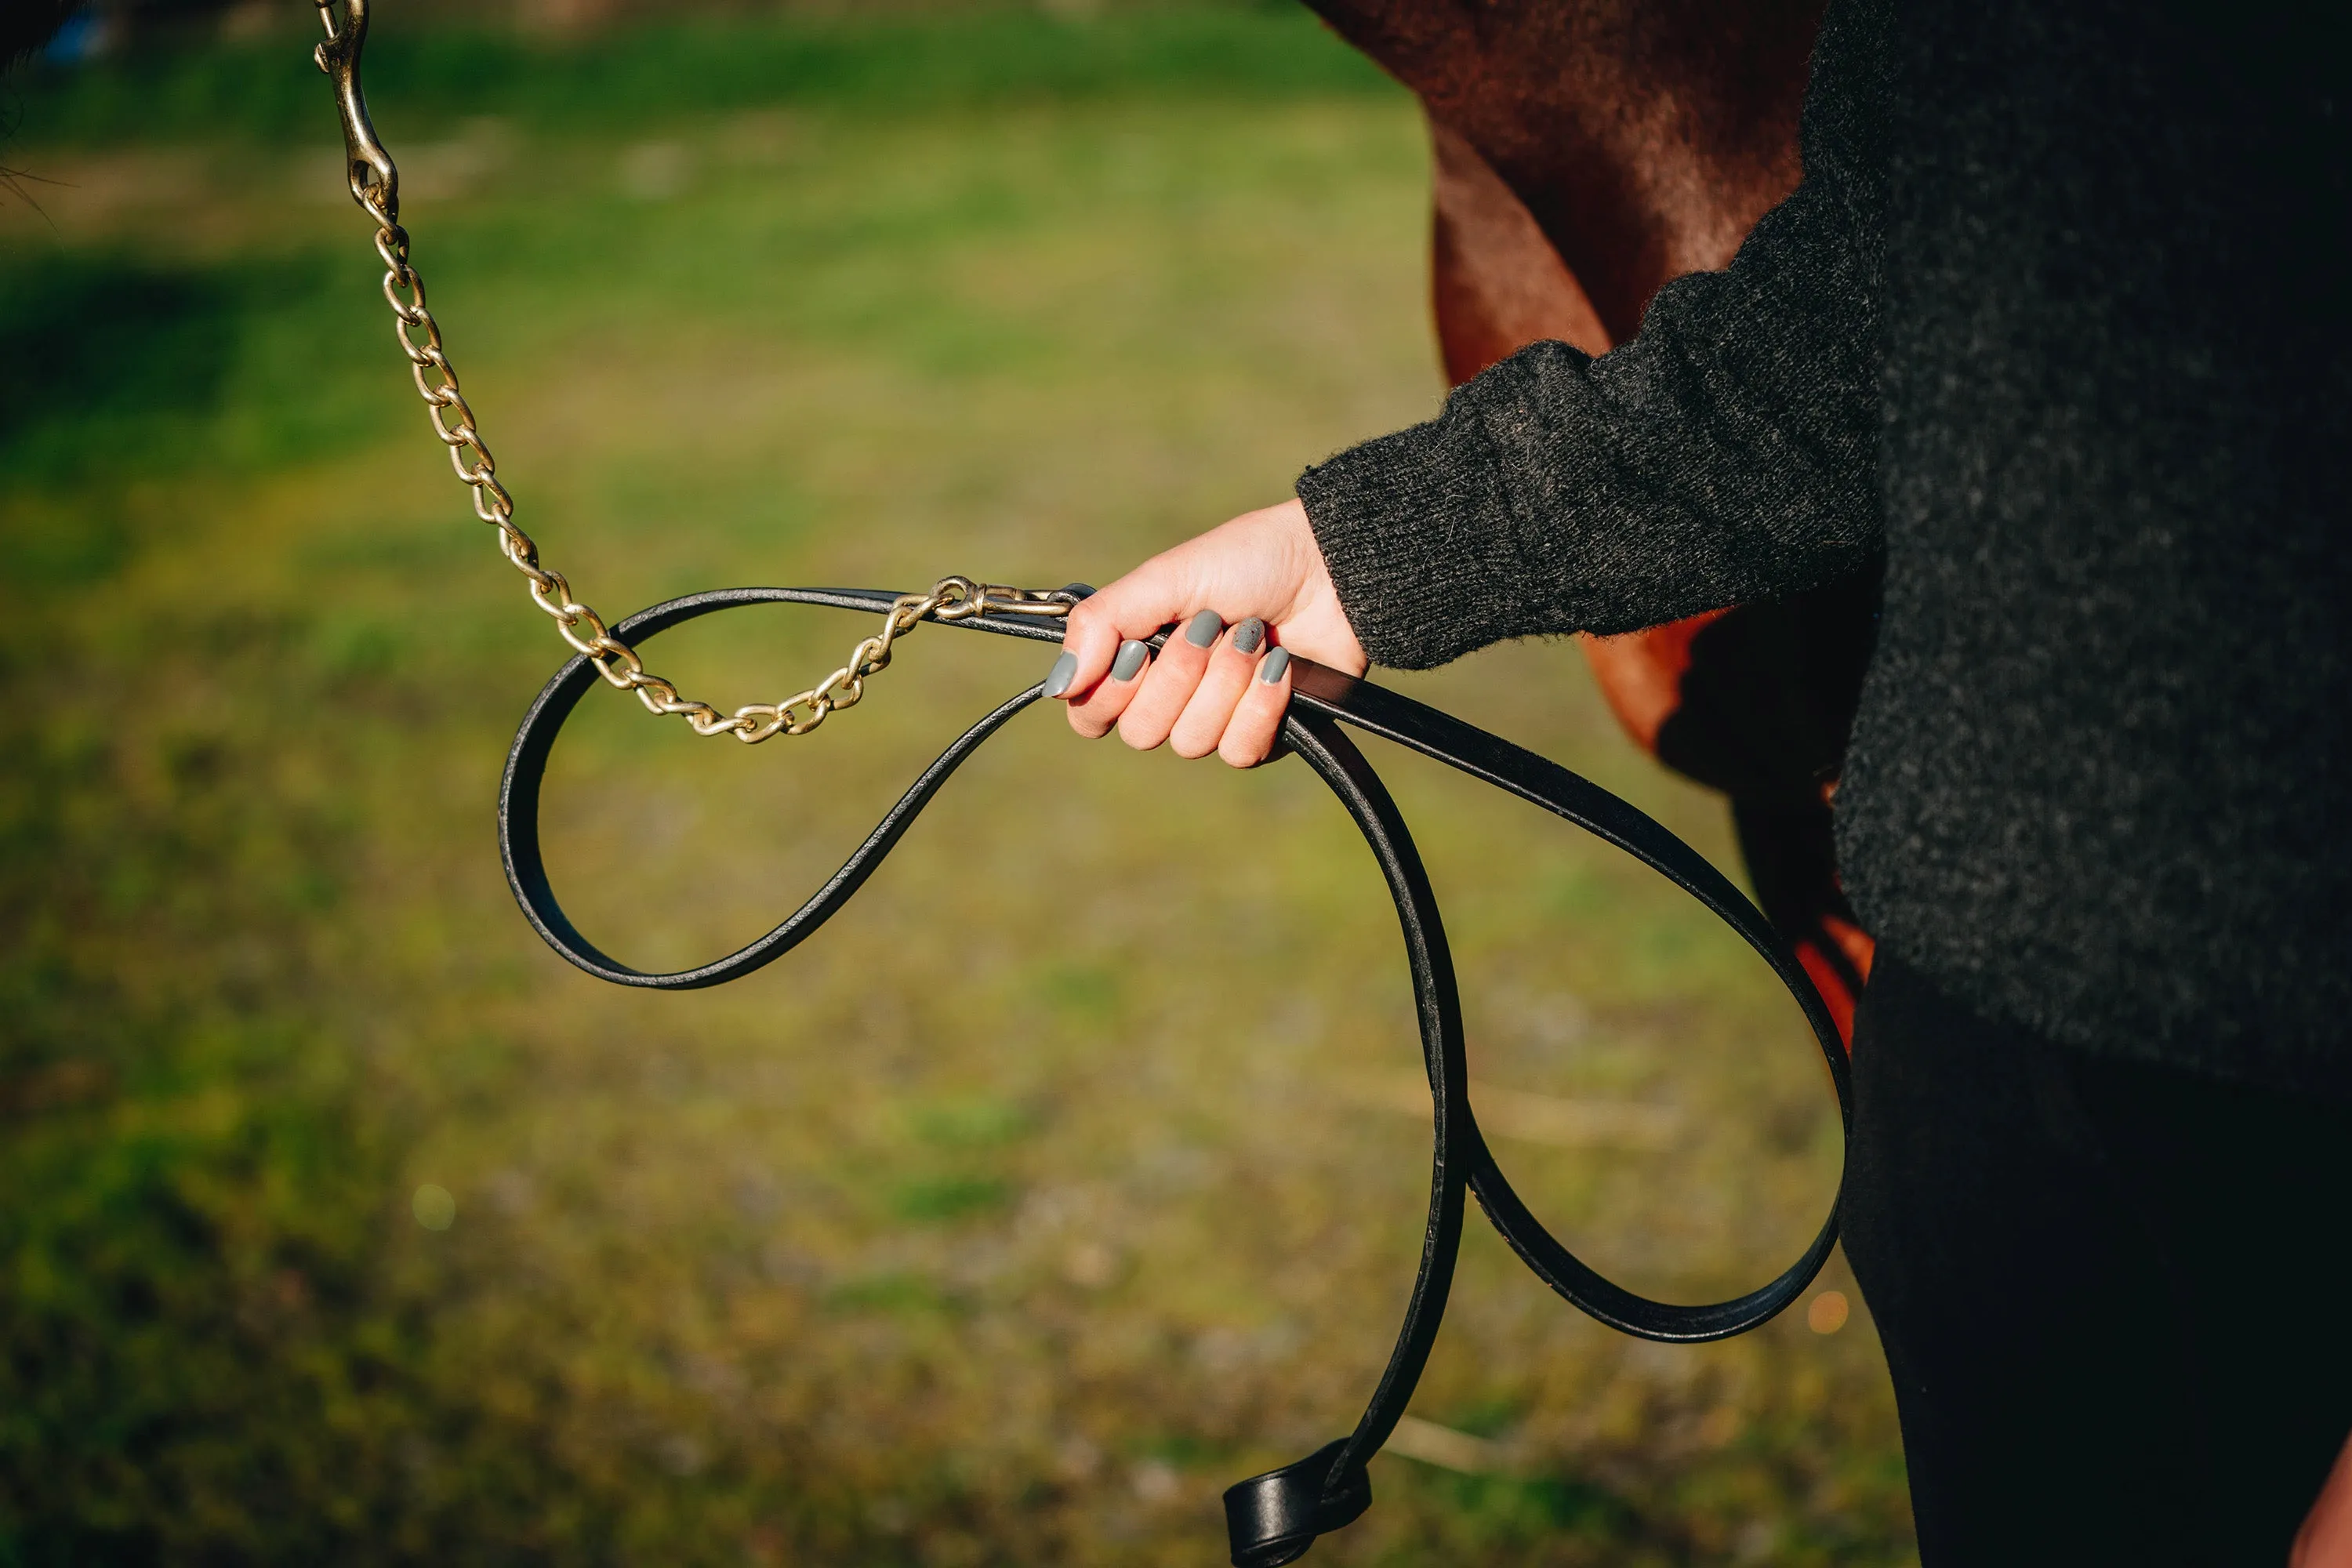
1231;617;1266;655
1258;647;1291;684
1185;609;1223;648
1112;639;1149;681
1042;650;1078;699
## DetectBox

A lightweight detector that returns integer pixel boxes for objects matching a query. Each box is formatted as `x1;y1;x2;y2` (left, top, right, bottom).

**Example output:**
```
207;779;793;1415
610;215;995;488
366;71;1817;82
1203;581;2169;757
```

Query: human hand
2294;1428;2352;1567
1041;498;1369;767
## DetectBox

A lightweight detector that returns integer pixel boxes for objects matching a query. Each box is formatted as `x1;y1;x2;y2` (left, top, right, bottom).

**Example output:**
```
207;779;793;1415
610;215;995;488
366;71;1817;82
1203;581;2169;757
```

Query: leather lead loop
1221;1439;1370;1568
501;587;1849;1563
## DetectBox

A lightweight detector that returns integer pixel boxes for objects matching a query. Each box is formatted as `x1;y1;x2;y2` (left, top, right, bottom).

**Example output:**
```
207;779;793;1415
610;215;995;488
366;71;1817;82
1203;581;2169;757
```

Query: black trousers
1842;955;2352;1566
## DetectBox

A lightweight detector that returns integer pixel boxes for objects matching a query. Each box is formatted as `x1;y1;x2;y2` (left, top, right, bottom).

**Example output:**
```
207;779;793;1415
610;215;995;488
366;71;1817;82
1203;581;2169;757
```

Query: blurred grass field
0;5;1913;1563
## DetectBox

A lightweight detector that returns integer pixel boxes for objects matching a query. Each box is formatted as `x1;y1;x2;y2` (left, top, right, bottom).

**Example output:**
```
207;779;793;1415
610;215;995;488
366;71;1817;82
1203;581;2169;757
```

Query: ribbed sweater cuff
1295;413;1534;672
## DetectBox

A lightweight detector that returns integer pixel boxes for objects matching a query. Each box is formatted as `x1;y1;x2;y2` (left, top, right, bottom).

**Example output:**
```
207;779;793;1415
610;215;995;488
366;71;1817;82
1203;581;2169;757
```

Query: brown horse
1301;0;1881;1039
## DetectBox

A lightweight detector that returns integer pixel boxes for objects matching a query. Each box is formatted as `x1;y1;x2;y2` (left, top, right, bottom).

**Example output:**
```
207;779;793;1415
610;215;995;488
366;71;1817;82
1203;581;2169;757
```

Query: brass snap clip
313;0;399;225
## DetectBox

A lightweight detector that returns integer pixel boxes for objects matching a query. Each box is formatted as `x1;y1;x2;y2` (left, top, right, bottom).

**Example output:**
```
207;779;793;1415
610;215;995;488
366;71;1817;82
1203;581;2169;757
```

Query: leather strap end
1221;1439;1371;1568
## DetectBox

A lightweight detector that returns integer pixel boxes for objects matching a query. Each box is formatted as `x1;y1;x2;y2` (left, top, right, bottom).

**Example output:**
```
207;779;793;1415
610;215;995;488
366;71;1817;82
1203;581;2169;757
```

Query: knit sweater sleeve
1298;0;1888;669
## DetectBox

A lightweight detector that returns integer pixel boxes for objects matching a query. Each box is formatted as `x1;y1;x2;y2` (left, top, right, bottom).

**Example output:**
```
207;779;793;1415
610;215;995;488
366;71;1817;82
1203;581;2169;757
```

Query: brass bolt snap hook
313;0;397;226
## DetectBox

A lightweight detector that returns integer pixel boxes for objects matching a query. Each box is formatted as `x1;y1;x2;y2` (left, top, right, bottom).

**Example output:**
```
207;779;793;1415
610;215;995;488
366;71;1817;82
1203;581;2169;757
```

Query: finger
1053;554;1194;710
1218;645;1291;767
1118;609;1222;750
1170;618;1269;759
1065;638;1153;739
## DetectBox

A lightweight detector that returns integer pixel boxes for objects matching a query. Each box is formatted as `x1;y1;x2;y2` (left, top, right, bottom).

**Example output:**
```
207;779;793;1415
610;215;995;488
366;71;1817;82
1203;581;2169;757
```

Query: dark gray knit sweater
1298;0;2350;1094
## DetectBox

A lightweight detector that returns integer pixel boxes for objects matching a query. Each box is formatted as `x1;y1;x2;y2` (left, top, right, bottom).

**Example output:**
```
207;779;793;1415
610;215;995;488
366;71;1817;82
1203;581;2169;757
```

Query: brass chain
310;0;1076;742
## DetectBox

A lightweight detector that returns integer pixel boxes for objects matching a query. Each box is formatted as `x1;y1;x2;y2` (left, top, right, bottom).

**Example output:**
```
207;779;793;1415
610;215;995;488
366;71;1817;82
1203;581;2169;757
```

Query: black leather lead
498;587;1852;1566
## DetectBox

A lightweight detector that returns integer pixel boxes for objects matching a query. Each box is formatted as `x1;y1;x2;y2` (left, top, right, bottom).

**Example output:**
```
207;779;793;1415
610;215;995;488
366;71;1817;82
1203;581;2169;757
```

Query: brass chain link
311;0;1076;742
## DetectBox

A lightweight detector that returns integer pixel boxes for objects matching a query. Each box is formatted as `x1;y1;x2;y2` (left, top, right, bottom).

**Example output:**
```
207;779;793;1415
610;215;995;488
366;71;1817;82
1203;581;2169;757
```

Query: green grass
6;4;1388;149
0;6;1911;1564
